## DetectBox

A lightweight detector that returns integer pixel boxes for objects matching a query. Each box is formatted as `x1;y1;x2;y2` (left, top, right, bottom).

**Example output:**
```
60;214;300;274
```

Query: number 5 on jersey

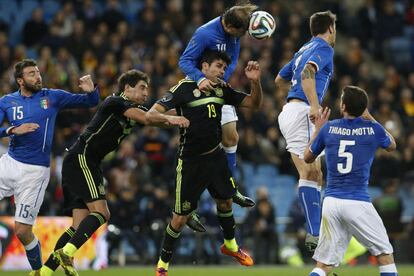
337;140;355;174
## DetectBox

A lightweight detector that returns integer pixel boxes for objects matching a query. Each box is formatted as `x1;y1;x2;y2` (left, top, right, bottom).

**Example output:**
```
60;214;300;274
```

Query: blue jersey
310;117;391;202
279;37;334;104
179;16;240;84
0;88;99;167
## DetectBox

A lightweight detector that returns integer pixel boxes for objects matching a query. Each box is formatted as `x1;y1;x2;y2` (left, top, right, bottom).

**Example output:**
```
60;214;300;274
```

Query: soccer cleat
28;270;41;276
305;233;319;252
220;244;254;266
156;267;168;276
232;190;255;208
53;249;78;276
186;212;206;232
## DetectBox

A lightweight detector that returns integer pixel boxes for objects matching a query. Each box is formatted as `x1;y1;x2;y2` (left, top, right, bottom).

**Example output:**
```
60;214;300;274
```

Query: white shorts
278;102;314;159
0;154;50;225
313;197;393;266
221;105;238;125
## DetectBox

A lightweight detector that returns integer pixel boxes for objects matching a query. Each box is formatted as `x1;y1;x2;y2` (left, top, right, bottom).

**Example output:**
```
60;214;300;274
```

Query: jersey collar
311;37;332;49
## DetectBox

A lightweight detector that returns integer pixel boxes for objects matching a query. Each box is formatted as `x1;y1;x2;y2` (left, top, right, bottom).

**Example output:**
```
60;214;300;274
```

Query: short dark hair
222;1;257;31
117;69;150;92
310;10;336;36
341;85;368;117
14;59;37;84
198;50;231;69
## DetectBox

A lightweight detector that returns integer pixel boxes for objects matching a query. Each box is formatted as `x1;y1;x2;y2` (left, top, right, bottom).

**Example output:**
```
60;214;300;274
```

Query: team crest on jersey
40;98;49;109
182;201;191;212
98;184;105;196
214;88;223;97
193;89;201;98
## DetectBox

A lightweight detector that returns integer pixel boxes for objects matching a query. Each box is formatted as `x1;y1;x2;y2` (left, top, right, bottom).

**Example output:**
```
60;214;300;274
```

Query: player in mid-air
0;59;99;276
147;50;262;276
37;69;188;276
274;11;336;251
179;2;257;229
304;86;398;276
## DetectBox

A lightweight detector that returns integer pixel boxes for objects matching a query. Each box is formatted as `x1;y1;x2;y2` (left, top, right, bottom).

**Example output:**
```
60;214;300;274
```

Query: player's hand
314;107;330;129
167;116;190;128
245;61;261;81
79;75;95;93
309;105;321;124
11;123;40;135
198;79;216;92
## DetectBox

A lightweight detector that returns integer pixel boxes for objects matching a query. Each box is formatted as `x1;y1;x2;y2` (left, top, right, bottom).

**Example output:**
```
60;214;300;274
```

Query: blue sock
25;236;42;270
309;268;326;276
380;263;398;275
223;145;237;176
298;180;321;236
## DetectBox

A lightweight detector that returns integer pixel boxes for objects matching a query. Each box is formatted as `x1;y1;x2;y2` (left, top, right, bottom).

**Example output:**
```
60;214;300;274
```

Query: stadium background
0;0;414;271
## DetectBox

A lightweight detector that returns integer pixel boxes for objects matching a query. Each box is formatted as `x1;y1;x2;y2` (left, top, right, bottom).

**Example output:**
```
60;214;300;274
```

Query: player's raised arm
301;63;320;123
239;61;263;110
361;109;397;152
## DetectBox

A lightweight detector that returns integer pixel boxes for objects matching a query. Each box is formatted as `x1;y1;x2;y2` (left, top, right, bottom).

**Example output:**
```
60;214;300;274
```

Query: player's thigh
313;197;352;266
173;157;207;215
14;163;50;225
62;153;105;204
278;102;313;159
0;154;18;200
344;200;394;256
207;149;236;200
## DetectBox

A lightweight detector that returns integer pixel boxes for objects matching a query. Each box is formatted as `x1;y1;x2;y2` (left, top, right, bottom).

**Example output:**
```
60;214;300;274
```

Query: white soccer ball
248;11;276;40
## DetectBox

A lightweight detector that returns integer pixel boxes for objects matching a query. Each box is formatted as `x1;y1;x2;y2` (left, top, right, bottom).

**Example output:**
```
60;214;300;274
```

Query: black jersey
69;94;146;161
157;79;247;158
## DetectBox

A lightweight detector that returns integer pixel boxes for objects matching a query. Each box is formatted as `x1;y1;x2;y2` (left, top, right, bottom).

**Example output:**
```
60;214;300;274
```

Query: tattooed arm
301;63;319;123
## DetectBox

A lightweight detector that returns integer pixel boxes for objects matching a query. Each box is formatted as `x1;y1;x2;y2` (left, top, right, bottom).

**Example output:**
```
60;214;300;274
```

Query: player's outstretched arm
146;103;190;128
239;61;263;109
304;107;331;163
301;63;320;123
78;75;95;93
7;123;40;135
362;109;397;152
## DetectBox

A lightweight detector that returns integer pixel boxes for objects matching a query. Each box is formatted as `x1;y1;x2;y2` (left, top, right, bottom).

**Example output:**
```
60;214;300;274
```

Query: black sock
44;227;76;271
160;223;181;263
68;212;106;249
217;209;235;240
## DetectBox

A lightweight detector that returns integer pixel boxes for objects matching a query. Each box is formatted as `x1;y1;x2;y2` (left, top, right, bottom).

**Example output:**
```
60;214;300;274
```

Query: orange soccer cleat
220;244;254;266
156;267;168;276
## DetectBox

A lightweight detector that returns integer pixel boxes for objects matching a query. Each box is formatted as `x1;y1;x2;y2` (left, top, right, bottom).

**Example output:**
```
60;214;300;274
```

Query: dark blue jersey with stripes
179;17;240;84
157;80;246;158
279;37;334;104
310;117;391;202
0;88;99;166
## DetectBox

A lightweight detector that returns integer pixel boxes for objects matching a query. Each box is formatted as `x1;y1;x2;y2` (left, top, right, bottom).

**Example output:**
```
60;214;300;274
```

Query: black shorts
174;147;236;215
62;151;105;215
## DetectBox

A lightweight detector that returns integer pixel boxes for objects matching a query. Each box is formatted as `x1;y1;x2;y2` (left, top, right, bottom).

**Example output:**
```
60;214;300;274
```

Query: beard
23;80;42;93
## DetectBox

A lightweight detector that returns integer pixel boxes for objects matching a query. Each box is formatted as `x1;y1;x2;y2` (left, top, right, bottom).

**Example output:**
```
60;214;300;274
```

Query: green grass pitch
7;265;414;276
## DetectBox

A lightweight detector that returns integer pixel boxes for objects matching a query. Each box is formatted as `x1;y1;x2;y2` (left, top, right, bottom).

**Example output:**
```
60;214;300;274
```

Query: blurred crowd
0;0;414;265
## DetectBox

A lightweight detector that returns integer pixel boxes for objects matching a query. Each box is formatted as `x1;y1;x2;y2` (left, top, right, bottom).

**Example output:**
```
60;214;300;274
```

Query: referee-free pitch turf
6;265;414;276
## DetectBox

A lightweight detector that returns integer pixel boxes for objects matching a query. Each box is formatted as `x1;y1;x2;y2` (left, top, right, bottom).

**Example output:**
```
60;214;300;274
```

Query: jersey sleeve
101;96;136;116
223;40;240;82
310;124;328;155
156;82;188;110
278;59;294;80
306;46;334;72
178;28;207;84
373;122;392;149
223;87;247;107
0;99;9;137
53;87;99;109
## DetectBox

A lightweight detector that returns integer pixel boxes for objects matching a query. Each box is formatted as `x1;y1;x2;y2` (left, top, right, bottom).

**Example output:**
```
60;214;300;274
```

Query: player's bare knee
376;253;395;266
301;167;322;182
222;133;239;147
15;224;33;245
171;213;187;230
216;199;232;212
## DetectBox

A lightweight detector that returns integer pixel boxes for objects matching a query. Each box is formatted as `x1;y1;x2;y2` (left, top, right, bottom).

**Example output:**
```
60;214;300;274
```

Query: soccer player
0;59;99;276
148;50;262;276
304;86;398;276
179;2;257;220
40;69;188;276
275;11;336;251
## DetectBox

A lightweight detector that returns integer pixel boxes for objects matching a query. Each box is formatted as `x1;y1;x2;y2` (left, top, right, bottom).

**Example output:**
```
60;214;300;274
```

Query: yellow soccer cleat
53;248;78;276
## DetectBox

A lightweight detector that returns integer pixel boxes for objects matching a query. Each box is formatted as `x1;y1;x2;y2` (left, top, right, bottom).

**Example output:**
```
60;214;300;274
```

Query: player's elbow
303;150;315;163
274;75;284;88
386;140;397;152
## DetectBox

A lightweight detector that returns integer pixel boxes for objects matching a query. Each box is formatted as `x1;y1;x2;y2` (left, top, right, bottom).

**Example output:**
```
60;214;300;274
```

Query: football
248;11;276;40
